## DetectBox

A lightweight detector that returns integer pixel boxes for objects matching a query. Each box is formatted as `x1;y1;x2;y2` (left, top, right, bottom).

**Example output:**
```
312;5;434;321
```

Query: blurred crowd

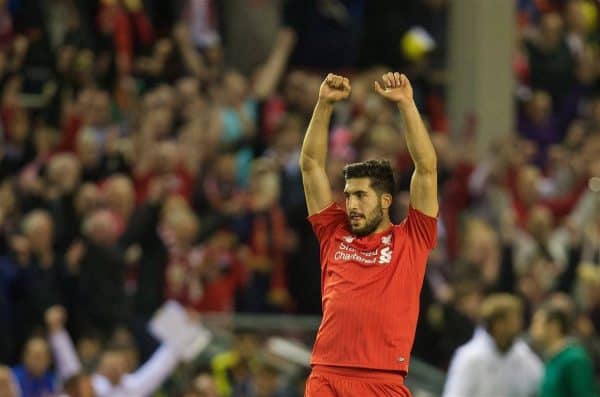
0;0;599;396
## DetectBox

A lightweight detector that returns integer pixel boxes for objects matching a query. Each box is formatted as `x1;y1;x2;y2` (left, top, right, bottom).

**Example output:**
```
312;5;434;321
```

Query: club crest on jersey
343;235;355;243
378;247;392;264
381;234;392;246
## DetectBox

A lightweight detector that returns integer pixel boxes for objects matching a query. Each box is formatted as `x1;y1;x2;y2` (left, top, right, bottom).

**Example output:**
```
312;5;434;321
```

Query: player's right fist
318;73;351;104
45;305;67;333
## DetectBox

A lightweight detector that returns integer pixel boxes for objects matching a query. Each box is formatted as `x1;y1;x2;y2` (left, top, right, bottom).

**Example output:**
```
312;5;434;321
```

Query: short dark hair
480;294;522;331
540;302;573;336
343;160;395;195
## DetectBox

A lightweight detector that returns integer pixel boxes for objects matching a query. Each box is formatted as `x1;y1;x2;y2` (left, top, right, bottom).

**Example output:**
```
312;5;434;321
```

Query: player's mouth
349;214;364;222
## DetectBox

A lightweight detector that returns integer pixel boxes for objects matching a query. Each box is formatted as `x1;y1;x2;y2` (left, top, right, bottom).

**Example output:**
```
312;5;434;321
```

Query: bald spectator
73;209;126;338
7;210;65;353
103;175;136;232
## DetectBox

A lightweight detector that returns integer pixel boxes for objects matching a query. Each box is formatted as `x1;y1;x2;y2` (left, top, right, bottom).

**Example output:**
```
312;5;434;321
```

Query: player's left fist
374;72;413;106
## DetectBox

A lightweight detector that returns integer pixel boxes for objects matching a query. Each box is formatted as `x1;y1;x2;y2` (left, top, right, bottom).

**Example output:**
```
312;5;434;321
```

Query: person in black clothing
68;209;126;341
3;210;66;361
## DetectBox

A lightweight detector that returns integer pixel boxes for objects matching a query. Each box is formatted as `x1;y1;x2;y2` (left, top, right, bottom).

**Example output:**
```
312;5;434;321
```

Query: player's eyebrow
343;189;368;196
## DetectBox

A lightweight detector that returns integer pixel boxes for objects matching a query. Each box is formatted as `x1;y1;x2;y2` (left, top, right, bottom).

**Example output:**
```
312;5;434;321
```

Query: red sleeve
114;9;133;74
58;116;82;152
307;203;347;242
402;205;438;250
131;11;155;46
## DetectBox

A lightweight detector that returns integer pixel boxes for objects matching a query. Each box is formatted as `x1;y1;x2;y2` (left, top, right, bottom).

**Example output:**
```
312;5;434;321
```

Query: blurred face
120;347;139;374
77;337;102;367
155;142;178;174
182;97;208;122
34;128;57;155
24;213;54;252
84;210;118;246
176;77;200;100
154;86;176;110
104;176;135;219
23;338;50;378
77;133;101;167
517;166;541;204
494;310;523;349
540;13;564;47
344;178;388;237
204;43;222;65
193;374;218;397
276;125;302;153
98;352;126;385
10;109;29;142
48;155;81;193
215;155;237;182
250;169;280;207
75;184;100;216
162;208;199;247
0;182;16;213
89;92;110;126
528;92;552;122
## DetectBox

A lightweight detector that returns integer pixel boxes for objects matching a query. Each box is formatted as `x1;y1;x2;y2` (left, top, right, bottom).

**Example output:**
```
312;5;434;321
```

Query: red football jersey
308;202;437;373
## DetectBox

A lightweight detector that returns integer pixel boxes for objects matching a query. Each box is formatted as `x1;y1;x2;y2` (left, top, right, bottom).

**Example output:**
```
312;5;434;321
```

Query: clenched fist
318;73;351;104
45;305;67;333
374;72;414;106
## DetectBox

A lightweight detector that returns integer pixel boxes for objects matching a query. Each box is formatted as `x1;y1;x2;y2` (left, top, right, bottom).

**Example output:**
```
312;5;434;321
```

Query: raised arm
375;72;438;217
252;28;297;100
121;344;180;396
45;306;83;381
299;74;350;215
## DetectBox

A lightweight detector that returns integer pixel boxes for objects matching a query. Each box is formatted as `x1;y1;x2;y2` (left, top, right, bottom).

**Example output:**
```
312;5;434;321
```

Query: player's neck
372;218;393;234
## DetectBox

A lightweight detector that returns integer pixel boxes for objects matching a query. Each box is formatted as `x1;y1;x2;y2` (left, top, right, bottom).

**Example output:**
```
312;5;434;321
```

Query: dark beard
350;205;384;237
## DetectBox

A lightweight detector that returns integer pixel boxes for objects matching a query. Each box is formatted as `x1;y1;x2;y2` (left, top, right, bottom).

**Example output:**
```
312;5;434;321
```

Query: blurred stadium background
0;0;600;396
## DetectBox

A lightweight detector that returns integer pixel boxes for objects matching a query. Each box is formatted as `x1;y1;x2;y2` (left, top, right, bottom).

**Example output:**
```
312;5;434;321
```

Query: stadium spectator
443;294;543;397
46;305;185;397
11;337;56;397
530;299;599;397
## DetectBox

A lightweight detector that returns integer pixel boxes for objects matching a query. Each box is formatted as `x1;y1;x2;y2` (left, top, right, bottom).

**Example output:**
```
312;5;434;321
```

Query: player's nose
347;196;359;211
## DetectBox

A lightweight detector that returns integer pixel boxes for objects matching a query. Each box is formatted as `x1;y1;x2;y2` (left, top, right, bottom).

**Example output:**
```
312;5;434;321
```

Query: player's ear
381;193;392;210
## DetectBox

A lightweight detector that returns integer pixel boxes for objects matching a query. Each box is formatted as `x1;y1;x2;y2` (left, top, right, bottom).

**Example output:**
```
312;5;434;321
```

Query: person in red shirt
299;73;438;397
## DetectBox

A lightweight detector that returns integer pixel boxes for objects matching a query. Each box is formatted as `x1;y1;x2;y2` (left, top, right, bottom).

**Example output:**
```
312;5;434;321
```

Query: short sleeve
403;205;438;250
307;203;347;242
